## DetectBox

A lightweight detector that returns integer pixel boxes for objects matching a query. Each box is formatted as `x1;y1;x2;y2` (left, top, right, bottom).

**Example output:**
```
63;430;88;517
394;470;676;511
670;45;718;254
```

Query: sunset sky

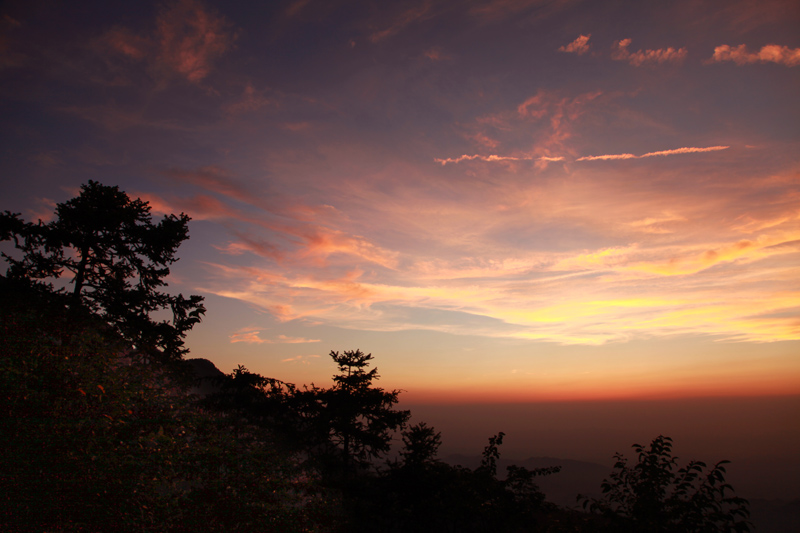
1;0;799;408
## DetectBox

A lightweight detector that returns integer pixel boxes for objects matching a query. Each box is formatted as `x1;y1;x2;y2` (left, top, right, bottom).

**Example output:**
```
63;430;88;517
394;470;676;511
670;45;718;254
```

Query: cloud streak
434;154;564;165
438;146;729;164
612;39;687;66
229;327;320;344
709;44;800;67
577;145;729;161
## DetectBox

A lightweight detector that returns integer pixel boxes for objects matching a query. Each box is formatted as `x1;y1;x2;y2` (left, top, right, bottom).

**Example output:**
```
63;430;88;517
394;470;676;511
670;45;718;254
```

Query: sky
1;0;799;418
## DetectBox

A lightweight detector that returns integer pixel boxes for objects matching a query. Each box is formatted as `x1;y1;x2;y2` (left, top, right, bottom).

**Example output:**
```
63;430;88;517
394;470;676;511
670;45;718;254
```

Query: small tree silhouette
400;422;442;468
581;435;751;532
298;349;410;473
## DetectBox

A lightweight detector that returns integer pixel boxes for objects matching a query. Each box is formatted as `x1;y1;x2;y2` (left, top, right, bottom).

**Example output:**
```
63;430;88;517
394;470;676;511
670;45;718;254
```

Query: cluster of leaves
581;435;752;532
1;181;205;360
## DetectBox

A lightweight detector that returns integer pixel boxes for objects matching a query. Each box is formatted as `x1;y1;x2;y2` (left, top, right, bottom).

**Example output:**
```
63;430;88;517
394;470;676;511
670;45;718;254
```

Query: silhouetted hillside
185;357;226;397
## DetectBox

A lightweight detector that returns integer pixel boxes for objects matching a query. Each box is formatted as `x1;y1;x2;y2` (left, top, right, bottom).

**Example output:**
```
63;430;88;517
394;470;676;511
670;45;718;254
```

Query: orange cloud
576;153;636;161
559;34;591;55
229;327;321;344
577;145;729;161
639;146;730;157
434;154;560;165
439;145;727;165
281;354;321;364
229;327;267;344
709;44;800;67
612;38;687;66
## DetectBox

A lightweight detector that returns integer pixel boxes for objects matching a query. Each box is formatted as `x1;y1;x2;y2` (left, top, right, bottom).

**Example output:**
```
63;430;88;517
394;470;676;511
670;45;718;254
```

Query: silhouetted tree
581;435;751;532
297;349;410;474
1;181;205;359
399;422;442;468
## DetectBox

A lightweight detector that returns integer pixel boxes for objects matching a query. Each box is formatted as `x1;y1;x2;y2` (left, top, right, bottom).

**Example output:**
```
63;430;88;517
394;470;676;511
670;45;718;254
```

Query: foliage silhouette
294;349;411;474
399;421;442;468
0;278;335;532
345;429;563;533
1;181;205;360
580;435;751;532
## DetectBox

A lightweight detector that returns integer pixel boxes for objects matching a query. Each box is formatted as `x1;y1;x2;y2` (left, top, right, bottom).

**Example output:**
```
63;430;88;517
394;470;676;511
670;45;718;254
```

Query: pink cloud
155;0;235;82
612;38;687;66
293;227;400;269
214;232;283;261
28;197;58;223
99;0;235;84
709;44;800;67
138;191;242;221
516;90;551;119
513;89;603;150
148;171;399;269
163;165;252;203
559;34;591;55
464;131;501;149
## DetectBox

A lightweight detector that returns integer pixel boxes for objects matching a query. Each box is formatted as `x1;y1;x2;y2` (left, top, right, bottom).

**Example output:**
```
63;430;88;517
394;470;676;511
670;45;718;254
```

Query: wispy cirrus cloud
229;327;320;344
577;145;729;161
281;354;321;364
612;38;687;66
144;174;400;270
437;146;729;165
558;34;591;55
708;44;800;67
229;327;267;344
434;154;564;165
